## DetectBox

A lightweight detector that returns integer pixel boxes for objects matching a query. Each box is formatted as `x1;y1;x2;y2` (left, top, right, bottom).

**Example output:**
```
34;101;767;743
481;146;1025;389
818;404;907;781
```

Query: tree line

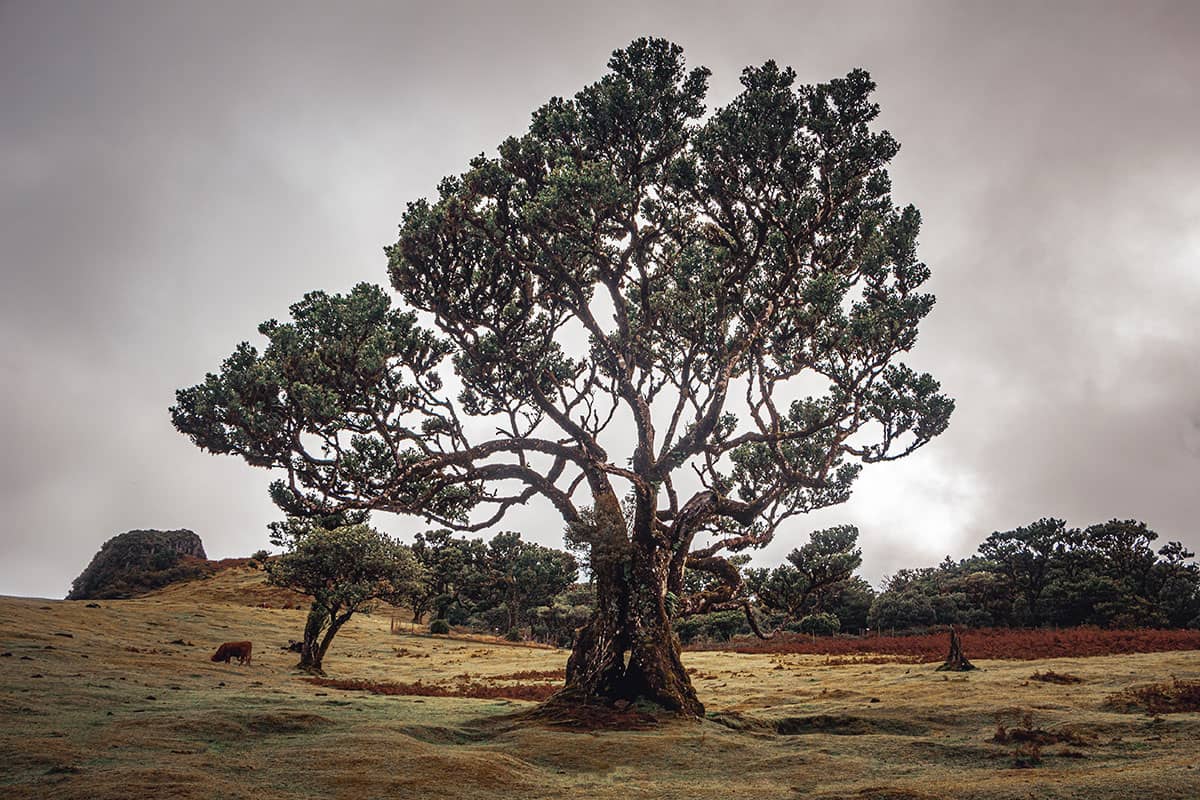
682;517;1200;641
265;514;1199;672
868;518;1200;632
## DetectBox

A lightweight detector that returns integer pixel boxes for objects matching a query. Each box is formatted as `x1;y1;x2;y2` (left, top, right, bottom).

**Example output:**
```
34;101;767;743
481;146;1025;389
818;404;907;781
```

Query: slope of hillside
143;560;310;608
2;585;1199;800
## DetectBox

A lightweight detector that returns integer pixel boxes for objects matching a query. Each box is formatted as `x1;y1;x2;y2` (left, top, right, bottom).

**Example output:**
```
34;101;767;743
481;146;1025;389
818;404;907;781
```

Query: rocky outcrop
67;529;209;600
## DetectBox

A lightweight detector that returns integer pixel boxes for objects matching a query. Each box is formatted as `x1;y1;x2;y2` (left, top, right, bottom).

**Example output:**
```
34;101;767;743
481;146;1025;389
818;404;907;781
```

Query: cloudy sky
2;1;1197;598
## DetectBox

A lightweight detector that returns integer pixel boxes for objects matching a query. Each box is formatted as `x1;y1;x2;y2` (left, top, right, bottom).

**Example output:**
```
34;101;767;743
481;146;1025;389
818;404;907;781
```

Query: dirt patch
520;699;665;732
245;711;333;734
391;723;492;745
113;710;334;742
810;788;942;800
35;766;258;800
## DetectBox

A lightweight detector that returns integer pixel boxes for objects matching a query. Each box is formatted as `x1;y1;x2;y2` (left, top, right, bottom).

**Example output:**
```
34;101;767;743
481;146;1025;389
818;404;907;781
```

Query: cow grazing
211;641;252;665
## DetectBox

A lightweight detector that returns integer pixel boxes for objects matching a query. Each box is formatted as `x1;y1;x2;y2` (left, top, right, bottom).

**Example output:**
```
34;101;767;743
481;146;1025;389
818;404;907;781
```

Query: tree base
527;689;692;730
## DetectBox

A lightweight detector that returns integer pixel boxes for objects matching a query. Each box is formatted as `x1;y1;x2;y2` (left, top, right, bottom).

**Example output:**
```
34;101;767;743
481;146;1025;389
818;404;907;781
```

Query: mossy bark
296;605;350;675
556;495;702;716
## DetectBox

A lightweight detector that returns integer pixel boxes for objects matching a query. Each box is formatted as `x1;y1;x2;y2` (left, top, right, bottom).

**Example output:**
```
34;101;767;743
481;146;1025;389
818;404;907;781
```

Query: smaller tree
977;518;1071;626
745;525;863;621
821;576;877;633
1154;541;1200;628
797;612;840;636
265;522;424;674
405;530;486;624
465;531;578;635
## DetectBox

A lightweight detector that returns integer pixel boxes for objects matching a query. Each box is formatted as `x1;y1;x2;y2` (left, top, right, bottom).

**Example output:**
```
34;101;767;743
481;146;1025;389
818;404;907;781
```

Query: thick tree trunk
555;499;703;716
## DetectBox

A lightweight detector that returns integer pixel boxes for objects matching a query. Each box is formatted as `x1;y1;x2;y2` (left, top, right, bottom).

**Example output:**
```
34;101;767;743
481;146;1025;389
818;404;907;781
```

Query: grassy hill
142;559;308;609
2;571;1199;799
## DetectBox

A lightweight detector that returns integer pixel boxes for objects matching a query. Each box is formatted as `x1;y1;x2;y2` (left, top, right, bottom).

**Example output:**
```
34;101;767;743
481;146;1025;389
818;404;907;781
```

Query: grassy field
2;566;1198;799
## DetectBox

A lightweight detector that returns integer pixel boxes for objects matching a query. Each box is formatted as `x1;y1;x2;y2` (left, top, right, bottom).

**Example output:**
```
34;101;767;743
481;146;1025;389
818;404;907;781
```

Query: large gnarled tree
172;38;953;716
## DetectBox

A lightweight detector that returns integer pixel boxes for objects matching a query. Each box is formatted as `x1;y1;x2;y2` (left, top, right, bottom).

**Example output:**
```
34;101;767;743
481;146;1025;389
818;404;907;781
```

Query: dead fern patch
1029;670;1084;684
1105;678;1200;714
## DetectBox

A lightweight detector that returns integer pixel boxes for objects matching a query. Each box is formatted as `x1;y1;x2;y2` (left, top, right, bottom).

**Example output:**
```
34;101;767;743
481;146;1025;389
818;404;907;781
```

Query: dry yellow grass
2;565;1198;799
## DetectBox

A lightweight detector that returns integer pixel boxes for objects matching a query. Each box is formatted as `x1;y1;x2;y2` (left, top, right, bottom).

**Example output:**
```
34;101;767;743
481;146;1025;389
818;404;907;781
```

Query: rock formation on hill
67;529;209;600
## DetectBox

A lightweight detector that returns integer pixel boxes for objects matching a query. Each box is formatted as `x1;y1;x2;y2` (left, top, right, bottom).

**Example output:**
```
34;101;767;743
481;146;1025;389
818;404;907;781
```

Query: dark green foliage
675;610;748;644
172;38;955;712
820;576;876;632
265;522;424;672
744;525;862;620
404;530;488;623
464;531;578;634
171;284;469;524
867;588;937;631
797;612;840;636
429;619;451;635
868;518;1200;632
405;529;577;635
67;529;208;600
531;584;596;647
977;518;1070;626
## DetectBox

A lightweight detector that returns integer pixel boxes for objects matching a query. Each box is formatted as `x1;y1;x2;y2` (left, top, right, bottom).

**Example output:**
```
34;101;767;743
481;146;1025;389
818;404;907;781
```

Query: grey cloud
2;1;1198;596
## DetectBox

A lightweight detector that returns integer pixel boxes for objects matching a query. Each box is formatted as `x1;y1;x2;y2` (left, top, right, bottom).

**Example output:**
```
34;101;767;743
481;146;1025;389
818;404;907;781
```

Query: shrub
675;610;748;644
797;612;841;636
429;619;451;635
505;628;523;642
1106;678;1200;714
250;549;272;565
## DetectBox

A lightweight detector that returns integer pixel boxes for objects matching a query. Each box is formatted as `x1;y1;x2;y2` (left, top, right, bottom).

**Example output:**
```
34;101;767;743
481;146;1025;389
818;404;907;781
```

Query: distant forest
403;517;1200;645
69;517;1200;645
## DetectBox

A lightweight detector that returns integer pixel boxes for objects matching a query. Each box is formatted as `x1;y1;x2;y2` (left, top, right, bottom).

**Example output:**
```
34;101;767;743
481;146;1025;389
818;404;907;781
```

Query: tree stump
936;627;976;671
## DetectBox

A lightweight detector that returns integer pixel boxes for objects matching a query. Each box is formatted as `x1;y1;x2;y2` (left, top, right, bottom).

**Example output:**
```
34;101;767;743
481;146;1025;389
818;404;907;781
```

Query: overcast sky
2;1;1198;599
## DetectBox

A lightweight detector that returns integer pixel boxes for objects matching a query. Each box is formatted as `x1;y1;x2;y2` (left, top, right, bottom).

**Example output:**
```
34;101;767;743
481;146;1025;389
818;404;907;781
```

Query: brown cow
211;641;252;665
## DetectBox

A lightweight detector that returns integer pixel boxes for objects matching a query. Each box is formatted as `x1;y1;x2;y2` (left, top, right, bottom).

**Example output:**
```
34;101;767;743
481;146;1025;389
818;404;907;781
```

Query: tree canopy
172;37;953;715
745;524;862;620
265;522;424;672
